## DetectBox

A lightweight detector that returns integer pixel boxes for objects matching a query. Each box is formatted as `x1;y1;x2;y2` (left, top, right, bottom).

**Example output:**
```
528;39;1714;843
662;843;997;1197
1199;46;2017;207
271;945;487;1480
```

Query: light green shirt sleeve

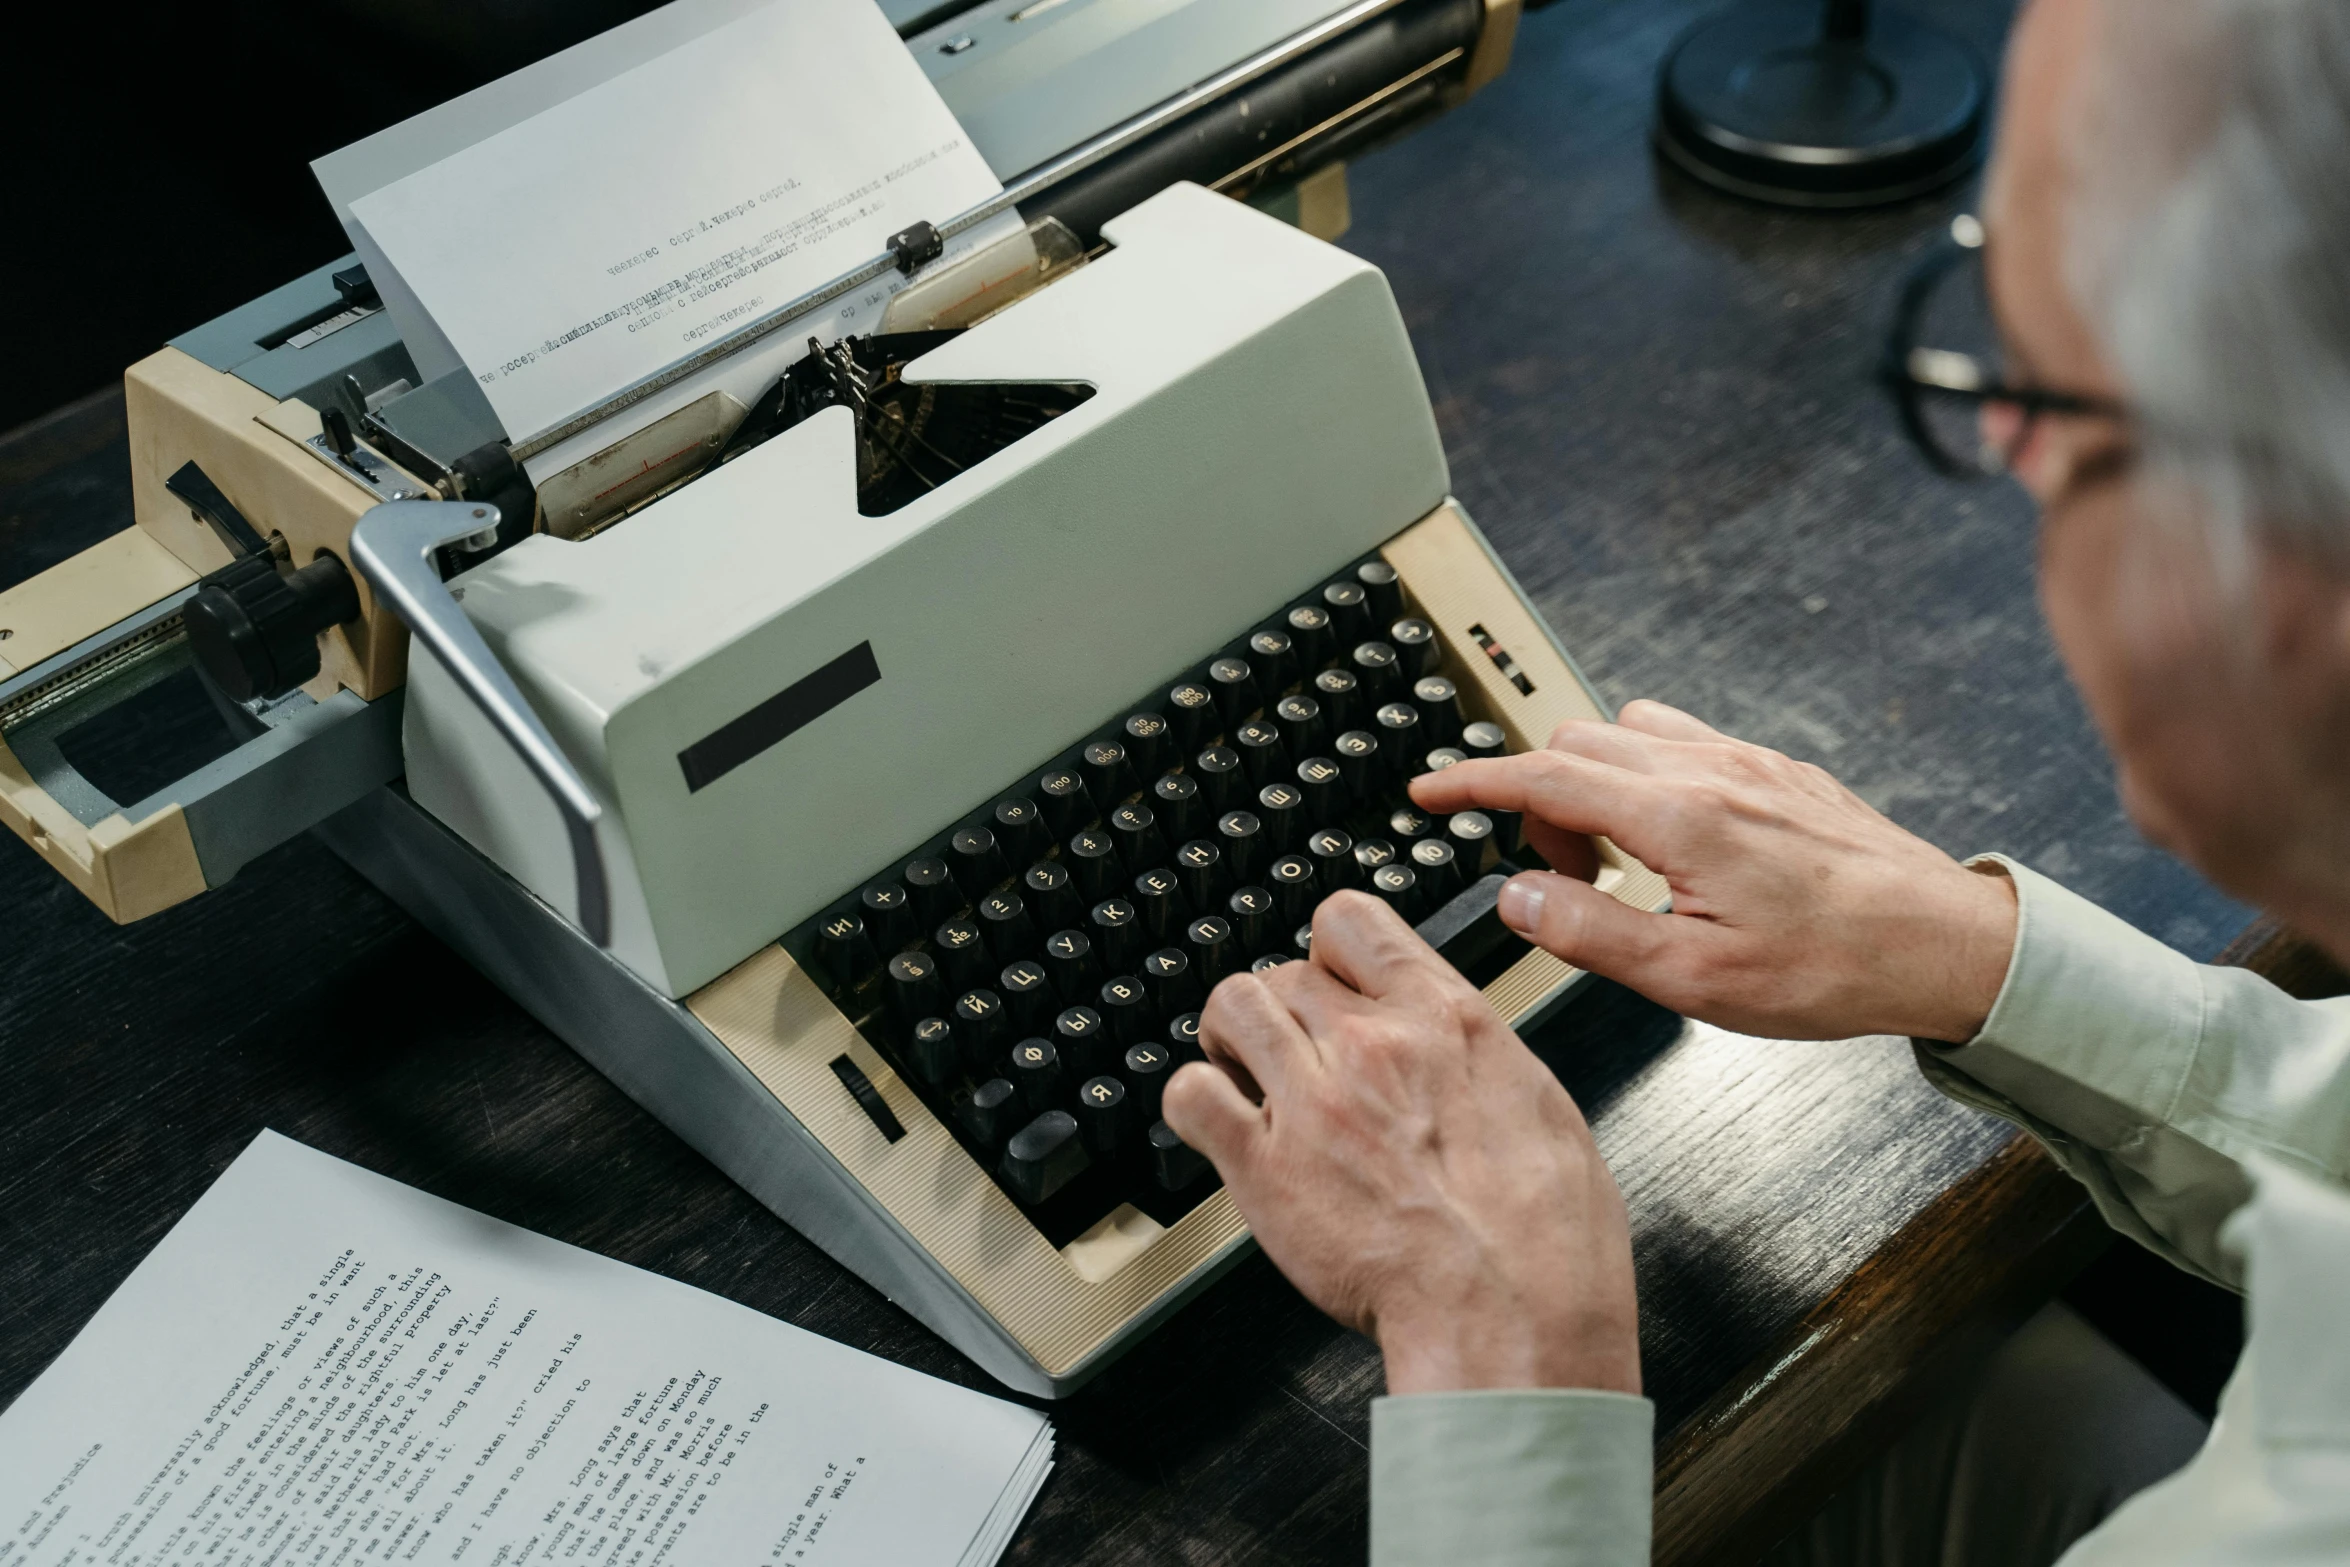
1917;856;2350;1288
1370;1389;1652;1567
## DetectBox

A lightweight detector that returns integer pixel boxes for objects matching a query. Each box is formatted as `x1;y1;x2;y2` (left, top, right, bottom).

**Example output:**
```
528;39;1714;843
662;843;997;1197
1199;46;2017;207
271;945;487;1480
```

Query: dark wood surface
1;2;2257;1563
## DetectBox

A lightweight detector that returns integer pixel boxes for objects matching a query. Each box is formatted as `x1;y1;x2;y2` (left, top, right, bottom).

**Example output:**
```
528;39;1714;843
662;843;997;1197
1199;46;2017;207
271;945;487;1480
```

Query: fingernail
1497;876;1545;934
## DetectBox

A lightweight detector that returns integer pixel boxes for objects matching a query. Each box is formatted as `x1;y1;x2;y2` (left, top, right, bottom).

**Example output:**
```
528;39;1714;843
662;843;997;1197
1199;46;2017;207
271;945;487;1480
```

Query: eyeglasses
1878;215;2130;478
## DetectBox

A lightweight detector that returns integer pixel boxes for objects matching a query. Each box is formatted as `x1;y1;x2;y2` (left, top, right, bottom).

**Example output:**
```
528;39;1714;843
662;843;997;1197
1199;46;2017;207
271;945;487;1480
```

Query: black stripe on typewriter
829;1054;906;1143
678;640;881;792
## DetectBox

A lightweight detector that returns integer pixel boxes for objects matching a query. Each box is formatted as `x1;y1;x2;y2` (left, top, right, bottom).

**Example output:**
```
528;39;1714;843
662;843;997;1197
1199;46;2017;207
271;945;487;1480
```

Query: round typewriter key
1123;1042;1173;1123
1322;579;1372;644
1089;897;1143;971
1207;655;1261;725
1152;771;1203;843
907;1016;959;1087
991;796;1046;869
1186;914;1237;984
1389;804;1434;840
1375;701;1422;757
1424;746;1468;773
1167;682;1217;753
1022;859;1082;932
1251;953;1294;974
1168;1011;1203;1060
1462;721;1507;761
1293;922;1315;958
1066;827;1119;898
1254;781;1305;852
1009;1037;1064;1114
1268;853;1317;923
1075;1074;1131;1156
1042;928;1102;998
1313;666;1362;731
1389;616;1441;678
860;882;917;954
1332;731;1380;798
1286;603;1336;670
999;959;1055;1032
954;988;1007;1065
958;1077;1020;1150
1234;719;1286;784
1306;827;1358;892
1131;865;1185;941
1098;973;1150;1047
1352;839;1399;884
1357;559;1405;627
1410;836;1464;903
1082;738;1135;807
1412;675;1465;746
887;950;945;1026
1247;627;1297;695
933;917;989;989
1294;754;1343;820
1002;1110;1089;1206
1351;640;1403;701
813;908;880;997
1274;692;1327;756
1150;1118;1212;1191
1448;811;1496;870
1142;946;1199;1013
949;825;1010;901
1055;1005;1109;1077
1174;837;1226;910
1372;862;1421;920
1228;884;1277;952
1193;745;1246;811
1037;766;1093;837
1216;809;1265;886
1108;801;1168;873
1122;712;1170;780
977;889;1038;961
904;855;960;926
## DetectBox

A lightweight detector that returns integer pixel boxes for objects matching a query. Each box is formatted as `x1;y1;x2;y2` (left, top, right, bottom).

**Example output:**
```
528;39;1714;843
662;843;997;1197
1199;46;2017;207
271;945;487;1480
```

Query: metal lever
348;500;612;946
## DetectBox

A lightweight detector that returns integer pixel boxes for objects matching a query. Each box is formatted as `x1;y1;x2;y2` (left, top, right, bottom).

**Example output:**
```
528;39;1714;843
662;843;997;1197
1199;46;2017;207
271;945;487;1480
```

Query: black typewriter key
958;1077;1019;1150
1193;745;1246;811
1448;810;1496;871
1187;914;1237;984
1150;1120;1211;1191
1295;754;1343;820
1082;738;1135;807
1174;837;1226;909
1152;771;1203;842
1247;627;1297;695
1228;884;1277;952
1067;827;1119;898
1307;826;1358;892
1234;719;1286;783
948;825;1009;900
1424;745;1468;773
1389;616;1441;678
1023;859;1083;932
1055;1005;1110;1077
1372;862;1421;920
1038;766;1092;837
1142;946;1200;1014
1075;1075;1132;1156
1274;692;1327;756
1251;952;1294;973
1322;579;1372;644
1123;1042;1173;1123
1132;865;1185;941
887;950;945;1027
1090;897;1143;971
1167;681;1217;753
1255;781;1305;852
991;797;1046;869
1108;801;1168;873
1009;1038;1065;1114
1390;804;1435;840
1357;558;1405;627
1098;974;1150;1047
1286;602;1336;670
1002;1110;1090;1205
1375;703;1422;775
1169;1011;1203;1060
1292;922;1315;959
1043;928;1102;998
977;889;1038;961
907;1016;958;1088
904;855;960;926
1332;731;1380;799
1353;839;1400;885
1268;854;1317;923
1413;675;1465;746
954;988;1007;1066
1217;809;1266;884
1411;836;1464;903
1350;640;1403;701
1462;720;1508;761
933;917;989;989
1313;665;1362;731
860;882;917;954
1122;712;1170;780
813;908;880;996
1000;960;1055;1032
1207;655;1261;725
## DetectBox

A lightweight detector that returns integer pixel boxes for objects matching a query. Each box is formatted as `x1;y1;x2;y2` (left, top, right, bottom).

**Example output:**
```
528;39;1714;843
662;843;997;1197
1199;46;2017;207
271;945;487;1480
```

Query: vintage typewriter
0;0;1664;1397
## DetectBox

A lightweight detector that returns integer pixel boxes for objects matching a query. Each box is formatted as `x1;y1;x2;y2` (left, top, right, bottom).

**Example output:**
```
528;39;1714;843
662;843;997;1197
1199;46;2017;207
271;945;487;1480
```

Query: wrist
1377;1302;1641;1398
1911;860;2019;1044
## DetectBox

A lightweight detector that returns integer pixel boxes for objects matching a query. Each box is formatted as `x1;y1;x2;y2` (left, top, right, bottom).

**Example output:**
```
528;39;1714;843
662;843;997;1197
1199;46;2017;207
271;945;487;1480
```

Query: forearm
1371;1390;1653;1567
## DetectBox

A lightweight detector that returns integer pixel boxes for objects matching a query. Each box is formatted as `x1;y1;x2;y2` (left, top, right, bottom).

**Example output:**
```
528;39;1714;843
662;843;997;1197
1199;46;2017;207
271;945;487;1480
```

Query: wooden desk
0;1;2262;1561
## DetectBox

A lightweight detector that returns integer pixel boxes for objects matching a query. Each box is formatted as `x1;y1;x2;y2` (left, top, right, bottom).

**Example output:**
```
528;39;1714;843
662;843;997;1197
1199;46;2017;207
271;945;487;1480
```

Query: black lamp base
1656;0;1988;209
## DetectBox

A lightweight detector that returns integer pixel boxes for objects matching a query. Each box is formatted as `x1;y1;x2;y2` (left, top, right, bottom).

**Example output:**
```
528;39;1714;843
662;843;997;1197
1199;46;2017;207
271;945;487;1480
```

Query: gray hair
2067;0;2350;566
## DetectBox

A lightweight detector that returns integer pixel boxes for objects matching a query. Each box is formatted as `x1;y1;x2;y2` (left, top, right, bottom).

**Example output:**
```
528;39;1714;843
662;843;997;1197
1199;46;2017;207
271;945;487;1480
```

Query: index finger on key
1197;971;1322;1102
1304;890;1462;1005
1409;749;1678;856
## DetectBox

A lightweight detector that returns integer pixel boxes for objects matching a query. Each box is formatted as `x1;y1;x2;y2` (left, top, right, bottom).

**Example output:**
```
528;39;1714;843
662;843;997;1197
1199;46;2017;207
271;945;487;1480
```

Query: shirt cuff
1370;1389;1652;1567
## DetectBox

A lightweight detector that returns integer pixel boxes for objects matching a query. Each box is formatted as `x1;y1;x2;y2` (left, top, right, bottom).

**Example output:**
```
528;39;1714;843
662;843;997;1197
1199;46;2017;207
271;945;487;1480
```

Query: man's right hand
1410;700;2019;1044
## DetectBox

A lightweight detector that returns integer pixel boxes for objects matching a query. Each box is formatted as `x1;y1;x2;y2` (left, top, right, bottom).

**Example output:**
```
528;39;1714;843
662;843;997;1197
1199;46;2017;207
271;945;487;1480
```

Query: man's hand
1161;892;1640;1397
1410;700;2018;1043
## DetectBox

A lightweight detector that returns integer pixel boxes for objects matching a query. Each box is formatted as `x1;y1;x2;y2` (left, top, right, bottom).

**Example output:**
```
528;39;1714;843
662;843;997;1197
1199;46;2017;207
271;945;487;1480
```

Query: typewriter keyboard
791;556;1538;1246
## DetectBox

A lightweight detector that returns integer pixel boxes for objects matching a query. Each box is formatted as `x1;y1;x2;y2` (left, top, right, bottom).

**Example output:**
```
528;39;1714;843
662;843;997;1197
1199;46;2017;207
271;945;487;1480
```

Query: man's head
1986;0;2350;949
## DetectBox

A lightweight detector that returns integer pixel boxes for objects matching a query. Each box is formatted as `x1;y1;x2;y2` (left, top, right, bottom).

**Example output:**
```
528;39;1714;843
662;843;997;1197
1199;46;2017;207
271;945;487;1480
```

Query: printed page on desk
0;1131;1053;1567
344;0;1006;447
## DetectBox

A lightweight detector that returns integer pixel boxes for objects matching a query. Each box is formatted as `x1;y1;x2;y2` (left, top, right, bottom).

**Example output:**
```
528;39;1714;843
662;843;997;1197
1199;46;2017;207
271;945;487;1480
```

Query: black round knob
183;551;361;702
